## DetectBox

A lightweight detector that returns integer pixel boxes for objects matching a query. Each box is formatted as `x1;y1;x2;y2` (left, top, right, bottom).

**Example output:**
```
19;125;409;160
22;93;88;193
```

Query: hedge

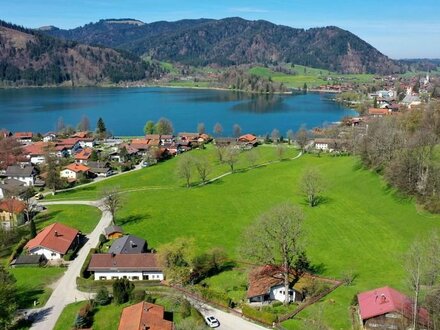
8;237;29;264
197;287;233;308
80;248;96;278
242;305;277;325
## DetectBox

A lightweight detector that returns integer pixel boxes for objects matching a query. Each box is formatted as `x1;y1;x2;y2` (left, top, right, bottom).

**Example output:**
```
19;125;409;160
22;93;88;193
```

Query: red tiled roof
0;199;25;214
56;138;80;147
357;286;429;325
25;222;79;254
74;148;93;160
247;265;298;298
72;131;89;138
64;163;90;173
118;302;173;330
14;132;33;139
23;142;50;156
238;134;257;143
88;253;161;272
368;108;390;115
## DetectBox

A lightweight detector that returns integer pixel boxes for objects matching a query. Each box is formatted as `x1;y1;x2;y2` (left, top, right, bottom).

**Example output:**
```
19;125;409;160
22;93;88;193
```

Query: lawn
47;148;440;328
11;267;65;309
34;204;101;233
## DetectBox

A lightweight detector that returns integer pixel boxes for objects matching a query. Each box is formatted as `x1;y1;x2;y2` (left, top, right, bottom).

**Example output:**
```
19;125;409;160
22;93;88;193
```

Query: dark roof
108;235;147;254
5;165;35;177
88;253;161;272
12;254;45;266
87;161;110;169
0;179;28;196
104;225;124;236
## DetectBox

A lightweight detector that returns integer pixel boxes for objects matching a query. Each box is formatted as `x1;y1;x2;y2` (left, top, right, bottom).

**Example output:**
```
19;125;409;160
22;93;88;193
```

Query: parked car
34;193;44;200
205;316;220;328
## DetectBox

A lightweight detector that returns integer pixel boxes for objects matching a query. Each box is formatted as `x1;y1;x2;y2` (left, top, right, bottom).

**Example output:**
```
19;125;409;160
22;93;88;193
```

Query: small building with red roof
60;163;91;182
74;148;93;164
357;286;430;330
14;132;33;144
118;302;173;330
0;198;25;230
25;222;79;260
368;108;391;117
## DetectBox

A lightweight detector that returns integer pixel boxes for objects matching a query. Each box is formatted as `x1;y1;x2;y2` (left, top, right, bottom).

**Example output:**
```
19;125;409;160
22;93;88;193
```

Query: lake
0;87;356;136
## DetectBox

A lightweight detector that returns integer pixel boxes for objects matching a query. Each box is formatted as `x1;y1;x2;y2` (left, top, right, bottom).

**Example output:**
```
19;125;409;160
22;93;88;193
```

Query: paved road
192;300;269;330
29;201;112;330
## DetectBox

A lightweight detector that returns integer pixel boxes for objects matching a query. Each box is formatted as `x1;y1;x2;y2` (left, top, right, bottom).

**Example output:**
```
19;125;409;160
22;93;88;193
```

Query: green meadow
47;146;440;328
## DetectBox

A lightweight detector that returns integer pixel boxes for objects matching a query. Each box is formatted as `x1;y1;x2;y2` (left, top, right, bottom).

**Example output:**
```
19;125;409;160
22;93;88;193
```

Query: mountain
44;17;402;74
0;20;165;86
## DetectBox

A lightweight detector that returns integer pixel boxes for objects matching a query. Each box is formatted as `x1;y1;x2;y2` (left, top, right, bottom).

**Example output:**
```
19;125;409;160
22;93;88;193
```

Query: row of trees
144;118;174;135
55;116;107;138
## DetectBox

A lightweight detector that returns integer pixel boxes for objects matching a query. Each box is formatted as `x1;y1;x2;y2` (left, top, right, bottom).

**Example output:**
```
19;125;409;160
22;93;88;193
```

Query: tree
373;96;378;108
233;124;242;138
197;122;206;134
56;116;65;133
112;278;134;304
271;128;280;143
45;152;61;194
0;266;17;329
215;145;226;163
287;129;295;145
276;144;287;160
100;187;122;225
300;168;324;207
77;115;90;132
96;117;107;139
158;238;195;285
223;146;240;173
303;82;308;92
296;126;308;152
176;154;193;188
22;187;37;238
241;203;305;305
90;149;99;161
246;149;259;167
194;156;211;184
0;136;23;170
155;117;173;135
95;286;110;306
74;303;92;329
144;120;156;135
213;122;223;136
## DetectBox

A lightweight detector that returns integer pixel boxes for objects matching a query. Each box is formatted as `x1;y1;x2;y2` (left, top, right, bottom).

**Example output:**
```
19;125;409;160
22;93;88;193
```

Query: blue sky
1;0;439;59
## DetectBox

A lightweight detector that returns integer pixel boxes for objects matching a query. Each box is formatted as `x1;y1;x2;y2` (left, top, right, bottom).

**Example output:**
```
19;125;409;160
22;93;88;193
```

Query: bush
198;287;232;308
302;278;331;297
179;299;191;318
131;289;145;303
8;237;29;264
95;286;110;306
73;303;93;329
242;305;277;325
113;278;134;305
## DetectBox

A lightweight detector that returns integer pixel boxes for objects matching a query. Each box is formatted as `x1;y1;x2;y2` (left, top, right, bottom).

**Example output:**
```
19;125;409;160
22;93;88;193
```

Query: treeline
220;69;288;94
355;102;440;212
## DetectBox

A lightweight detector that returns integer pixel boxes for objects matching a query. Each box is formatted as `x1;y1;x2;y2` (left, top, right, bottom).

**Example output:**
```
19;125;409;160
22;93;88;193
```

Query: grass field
34;204;101;233
11;267;65;309
47;146;440;328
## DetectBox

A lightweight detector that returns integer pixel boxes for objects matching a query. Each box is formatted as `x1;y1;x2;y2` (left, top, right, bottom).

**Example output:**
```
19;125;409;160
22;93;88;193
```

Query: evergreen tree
95;286;110;306
0;266;17;329
112;278;134;304
96;117;107;138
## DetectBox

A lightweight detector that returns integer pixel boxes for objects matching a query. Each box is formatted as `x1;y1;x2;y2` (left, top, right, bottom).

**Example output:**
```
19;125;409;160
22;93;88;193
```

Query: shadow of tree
117;213;150;226
16;288;45;309
34;210;63;223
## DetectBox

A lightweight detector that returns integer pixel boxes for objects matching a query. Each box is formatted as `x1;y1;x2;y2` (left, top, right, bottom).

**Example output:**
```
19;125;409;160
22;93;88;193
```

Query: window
51;252;57;257
99;276;106;280
112;276;118;280
132;276;139;280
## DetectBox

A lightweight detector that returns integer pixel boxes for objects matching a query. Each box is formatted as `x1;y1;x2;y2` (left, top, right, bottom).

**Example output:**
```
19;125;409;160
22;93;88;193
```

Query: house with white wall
5;165;36;186
87;253;164;281
25;222;79;260
60;163;90;181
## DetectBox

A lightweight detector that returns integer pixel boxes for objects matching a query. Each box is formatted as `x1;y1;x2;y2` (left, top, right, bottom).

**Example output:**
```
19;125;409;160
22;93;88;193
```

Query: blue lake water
0;87;356;136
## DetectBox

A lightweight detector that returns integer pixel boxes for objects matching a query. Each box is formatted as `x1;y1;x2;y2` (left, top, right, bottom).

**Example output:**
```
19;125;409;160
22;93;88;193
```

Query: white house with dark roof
5;165;36;186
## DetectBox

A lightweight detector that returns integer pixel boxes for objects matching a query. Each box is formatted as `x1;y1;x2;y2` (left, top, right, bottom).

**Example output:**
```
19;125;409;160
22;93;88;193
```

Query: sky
1;0;439;59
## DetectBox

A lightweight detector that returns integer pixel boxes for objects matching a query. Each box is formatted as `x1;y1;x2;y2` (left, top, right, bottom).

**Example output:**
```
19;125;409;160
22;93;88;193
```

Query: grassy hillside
48;147;440;328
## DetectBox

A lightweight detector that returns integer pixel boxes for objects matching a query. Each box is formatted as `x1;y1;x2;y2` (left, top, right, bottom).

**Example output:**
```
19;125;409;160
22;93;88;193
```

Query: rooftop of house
11;254;45;266
23;142;50;156
118;302;173;330
357;286;429;325
5;165;35;177
25;222;79;255
87;253;161;272
104;225;124;236
0;198;26;214
72;131;90;139
74;148;93;160
368;108;391;115
64;163;90;173
108;235;147;254
14;132;33;139
238;134;257;142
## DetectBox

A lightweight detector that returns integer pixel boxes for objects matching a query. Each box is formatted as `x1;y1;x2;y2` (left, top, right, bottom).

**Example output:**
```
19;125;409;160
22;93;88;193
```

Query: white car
205;315;220;328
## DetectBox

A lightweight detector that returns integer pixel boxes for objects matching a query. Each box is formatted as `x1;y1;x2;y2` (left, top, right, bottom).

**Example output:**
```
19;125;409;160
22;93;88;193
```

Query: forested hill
43;17;402;74
0;20;166;86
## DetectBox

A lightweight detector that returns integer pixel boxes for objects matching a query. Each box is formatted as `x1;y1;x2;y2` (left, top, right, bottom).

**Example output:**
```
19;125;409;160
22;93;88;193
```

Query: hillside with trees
43;17;402;74
0;20;166;86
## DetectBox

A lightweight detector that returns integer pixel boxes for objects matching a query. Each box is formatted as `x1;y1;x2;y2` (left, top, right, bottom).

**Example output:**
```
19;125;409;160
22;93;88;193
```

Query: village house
60;163;90;182
14;132;33;144
368;108;391;118
0;178;28;199
43;132;57;143
88;161;112;177
87;253;163;281
74;147;93;164
238;134;258;148
357;286;430;330
110;144;139;163
104;225;124;240
314;138;346;152
25;222;80;260
5;164;36;186
10;254;46;268
108;235;147;254
247;266;304;304
0;198;25;230
23;141;50;165
401;94;422;108
118;302;173;330
55;138;82;155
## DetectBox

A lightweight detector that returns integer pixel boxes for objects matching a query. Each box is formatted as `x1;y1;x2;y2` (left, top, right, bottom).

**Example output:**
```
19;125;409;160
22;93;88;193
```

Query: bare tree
223;146;240;173
287;129;295;145
56;116;65;133
271;128;280;143
176;154;193;188
22;187;37;238
241;203;305;305
296;126;308;152
215;145;226;163
276;143;287;160
246;149;259;167
77;115;90;132
300;168;324;207
100;187;122;225
194;156;211;184
213;122;223;136
197;122;206;134
233;124;242;138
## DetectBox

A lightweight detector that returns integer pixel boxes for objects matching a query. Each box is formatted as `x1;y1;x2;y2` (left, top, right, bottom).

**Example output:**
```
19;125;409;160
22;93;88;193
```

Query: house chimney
54;230;59;237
